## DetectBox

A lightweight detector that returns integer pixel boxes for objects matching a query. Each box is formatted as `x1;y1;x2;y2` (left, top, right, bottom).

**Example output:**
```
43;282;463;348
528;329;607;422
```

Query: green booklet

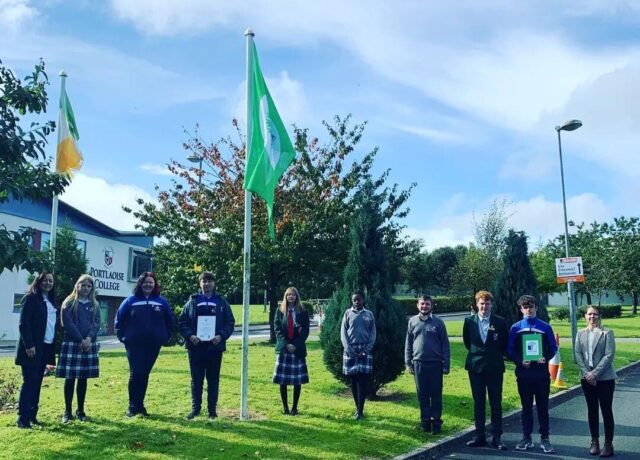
522;333;543;361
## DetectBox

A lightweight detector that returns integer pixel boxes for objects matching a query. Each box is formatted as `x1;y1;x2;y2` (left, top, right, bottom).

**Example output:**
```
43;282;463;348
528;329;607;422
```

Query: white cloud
391;123;462;144
0;0;38;34
140;163;172;176
498;151;556;181
403;192;611;251
59;173;154;231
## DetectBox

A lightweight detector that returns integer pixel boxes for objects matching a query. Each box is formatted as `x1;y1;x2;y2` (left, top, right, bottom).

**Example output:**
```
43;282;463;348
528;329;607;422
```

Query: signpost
555;256;584;284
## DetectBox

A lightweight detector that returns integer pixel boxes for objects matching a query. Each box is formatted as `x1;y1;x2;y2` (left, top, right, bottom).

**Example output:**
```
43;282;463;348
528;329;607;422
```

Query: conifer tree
320;181;407;395
494;230;547;325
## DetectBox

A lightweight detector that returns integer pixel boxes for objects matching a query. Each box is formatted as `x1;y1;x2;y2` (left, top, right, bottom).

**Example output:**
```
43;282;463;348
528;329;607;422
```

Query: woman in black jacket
272;287;310;415
15;271;57;429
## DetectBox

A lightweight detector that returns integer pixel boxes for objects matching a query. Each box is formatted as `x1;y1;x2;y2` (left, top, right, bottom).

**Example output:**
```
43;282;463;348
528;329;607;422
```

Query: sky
3;0;640;252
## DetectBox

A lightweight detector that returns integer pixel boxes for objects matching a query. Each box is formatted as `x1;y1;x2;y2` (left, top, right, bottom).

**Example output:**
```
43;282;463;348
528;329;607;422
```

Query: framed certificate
522;333;543;361
197;315;216;341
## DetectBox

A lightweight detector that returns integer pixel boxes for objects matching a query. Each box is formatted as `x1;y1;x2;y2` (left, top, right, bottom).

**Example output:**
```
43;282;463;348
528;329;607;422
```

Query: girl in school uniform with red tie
272;287;310;415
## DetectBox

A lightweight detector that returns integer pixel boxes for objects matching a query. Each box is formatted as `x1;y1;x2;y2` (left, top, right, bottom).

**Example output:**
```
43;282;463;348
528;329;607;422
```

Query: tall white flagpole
50;70;67;264
240;27;255;421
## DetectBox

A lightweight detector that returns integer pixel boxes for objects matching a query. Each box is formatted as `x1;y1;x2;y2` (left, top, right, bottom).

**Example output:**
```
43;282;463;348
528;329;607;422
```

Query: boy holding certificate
179;272;235;420
507;295;558;454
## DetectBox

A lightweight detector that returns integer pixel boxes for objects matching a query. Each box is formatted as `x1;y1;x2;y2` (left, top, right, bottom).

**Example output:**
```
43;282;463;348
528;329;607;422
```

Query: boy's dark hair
199;271;215;282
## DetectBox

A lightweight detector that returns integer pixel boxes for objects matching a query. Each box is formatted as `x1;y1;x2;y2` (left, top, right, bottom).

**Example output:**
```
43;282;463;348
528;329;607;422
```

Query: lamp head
187;153;203;164
555;119;583;132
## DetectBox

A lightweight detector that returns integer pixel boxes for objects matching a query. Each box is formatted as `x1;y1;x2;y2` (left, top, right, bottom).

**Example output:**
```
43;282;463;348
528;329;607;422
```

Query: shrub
395;295;471;316
551;304;622;322
0;369;20;410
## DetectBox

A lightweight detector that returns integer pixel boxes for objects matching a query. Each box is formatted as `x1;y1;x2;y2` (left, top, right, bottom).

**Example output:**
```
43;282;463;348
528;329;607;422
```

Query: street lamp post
187;152;203;185
555;119;582;359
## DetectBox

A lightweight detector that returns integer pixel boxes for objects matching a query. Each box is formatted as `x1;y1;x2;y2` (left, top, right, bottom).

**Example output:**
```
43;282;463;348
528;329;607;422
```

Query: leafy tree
494;230;546;325
425;245;466;294
0;59;69;272
320;181;407;395
473;197;511;262
449;245;496;296
126;116;413;341
607;217;640;314
399;239;428;295
530;244;561;295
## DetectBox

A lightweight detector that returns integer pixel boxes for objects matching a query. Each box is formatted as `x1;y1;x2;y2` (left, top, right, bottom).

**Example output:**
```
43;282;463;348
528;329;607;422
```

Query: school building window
129;249;153;281
12;294;24;313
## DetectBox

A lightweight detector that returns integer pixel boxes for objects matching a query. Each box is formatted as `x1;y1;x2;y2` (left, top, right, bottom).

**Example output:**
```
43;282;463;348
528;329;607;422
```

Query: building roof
0;197;153;248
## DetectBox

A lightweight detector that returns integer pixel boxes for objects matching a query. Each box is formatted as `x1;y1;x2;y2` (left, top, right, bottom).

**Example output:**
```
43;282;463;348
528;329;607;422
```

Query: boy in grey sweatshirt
405;294;450;433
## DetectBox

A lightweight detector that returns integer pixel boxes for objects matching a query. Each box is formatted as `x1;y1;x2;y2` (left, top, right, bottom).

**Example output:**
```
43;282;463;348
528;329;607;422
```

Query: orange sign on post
555;257;585;284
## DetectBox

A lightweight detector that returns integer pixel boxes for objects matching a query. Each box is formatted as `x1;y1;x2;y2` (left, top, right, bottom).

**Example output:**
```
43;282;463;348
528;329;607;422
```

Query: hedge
395;295;471;316
550;304;623;321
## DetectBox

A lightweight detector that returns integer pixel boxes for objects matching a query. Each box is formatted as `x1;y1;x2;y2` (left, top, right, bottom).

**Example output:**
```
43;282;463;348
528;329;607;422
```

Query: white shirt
587;327;600;368
43;295;56;344
478;313;491;343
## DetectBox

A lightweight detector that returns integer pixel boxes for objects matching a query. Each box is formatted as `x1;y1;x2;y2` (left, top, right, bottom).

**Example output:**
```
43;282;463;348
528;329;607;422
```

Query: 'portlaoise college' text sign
88;245;129;295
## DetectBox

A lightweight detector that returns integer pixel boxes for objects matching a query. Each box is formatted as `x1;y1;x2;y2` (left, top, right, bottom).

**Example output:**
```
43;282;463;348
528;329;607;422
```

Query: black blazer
15;293;49;367
463;313;508;373
274;308;310;359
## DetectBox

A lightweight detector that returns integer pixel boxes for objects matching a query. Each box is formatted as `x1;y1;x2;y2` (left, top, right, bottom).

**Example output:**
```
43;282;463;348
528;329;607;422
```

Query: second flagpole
240;27;255;421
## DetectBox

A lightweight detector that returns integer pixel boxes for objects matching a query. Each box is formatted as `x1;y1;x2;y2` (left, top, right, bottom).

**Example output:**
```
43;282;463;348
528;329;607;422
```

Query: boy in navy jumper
508;295;558;453
179;272;235;420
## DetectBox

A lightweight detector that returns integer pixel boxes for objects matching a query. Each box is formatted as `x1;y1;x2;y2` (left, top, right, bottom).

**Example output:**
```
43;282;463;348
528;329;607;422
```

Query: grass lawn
230;304;271;327
1;340;638;459
445;308;640;338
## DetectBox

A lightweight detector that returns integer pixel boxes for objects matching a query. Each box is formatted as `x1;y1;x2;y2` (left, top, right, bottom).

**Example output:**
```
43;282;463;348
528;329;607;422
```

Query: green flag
243;42;296;238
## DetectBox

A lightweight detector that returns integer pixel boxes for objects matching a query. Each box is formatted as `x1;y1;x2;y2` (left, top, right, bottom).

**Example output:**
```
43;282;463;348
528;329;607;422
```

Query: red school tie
287;309;294;339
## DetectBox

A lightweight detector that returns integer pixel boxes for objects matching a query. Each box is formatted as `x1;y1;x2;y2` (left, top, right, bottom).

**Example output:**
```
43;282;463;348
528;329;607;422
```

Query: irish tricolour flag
55;85;82;174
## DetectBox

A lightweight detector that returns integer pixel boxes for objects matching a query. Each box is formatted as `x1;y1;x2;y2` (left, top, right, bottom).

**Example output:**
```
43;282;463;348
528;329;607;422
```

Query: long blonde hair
279;287;302;314
61;274;99;326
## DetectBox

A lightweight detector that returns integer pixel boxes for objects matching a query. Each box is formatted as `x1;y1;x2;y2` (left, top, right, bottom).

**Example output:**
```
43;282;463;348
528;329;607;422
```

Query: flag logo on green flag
243;42;296;238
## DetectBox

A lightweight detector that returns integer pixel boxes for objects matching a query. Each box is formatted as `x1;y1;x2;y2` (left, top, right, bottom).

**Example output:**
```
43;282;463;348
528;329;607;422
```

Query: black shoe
185;410;200;420
282;407;290;415
62;412;73;424
467;437;487;447
354;412;364;420
208;413;217;421
491;437;507;450
126;409;137;418
76;411;87;422
139;407;149;417
421;423;431;433
30;418;44;427
432;425;441;434
290;407;298;416
16;418;32;429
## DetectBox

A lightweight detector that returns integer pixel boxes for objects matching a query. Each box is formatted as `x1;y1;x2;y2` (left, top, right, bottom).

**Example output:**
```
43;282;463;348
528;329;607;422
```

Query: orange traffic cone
548;333;560;380
552;362;568;389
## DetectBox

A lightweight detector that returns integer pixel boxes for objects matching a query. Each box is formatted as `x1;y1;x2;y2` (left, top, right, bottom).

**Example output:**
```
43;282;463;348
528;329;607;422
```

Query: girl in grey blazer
574;306;617;458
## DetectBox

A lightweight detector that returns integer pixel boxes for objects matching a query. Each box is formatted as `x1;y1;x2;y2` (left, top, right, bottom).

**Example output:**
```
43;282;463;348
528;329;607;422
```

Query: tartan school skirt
342;344;373;375
56;341;100;379
272;351;309;385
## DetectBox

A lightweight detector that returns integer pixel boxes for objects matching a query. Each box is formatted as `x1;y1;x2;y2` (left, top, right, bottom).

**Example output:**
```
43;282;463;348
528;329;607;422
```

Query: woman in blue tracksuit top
115;271;174;417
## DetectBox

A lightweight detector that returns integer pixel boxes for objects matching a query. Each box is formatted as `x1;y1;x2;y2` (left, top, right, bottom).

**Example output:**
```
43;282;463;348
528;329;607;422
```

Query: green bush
395;295;471;316
551;304;622;322
0;369;20;410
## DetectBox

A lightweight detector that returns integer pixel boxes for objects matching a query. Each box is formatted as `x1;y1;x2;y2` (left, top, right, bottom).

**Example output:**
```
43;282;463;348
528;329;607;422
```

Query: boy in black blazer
463;290;508;450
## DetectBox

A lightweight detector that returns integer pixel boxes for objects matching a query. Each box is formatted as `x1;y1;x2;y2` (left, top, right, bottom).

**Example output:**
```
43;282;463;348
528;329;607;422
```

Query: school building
0;198;153;340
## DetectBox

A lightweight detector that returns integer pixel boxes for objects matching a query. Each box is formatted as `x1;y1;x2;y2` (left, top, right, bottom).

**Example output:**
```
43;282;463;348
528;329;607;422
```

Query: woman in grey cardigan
574;306;617;458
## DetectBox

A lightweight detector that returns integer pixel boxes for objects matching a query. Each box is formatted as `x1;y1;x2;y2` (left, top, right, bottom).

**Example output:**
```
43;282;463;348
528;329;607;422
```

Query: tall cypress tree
494;230;547;325
319;181;406;395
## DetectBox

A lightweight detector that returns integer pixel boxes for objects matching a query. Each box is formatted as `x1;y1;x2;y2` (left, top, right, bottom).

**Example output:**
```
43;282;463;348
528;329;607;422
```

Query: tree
0;59;69;272
449;244;496;297
126;116;414;341
494;230;546;325
399;239;428;295
473;197;511;262
425;245;466;294
530;244;561;295
319;181;407;395
608;217;640;314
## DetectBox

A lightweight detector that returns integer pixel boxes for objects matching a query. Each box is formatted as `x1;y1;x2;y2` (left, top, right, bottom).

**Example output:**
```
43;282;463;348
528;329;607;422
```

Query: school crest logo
103;246;115;268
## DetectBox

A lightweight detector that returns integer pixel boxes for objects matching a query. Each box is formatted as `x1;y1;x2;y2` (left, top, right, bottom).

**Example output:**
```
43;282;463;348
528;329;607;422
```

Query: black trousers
468;369;503;437
125;343;161;412
414;361;443;427
581;379;615;442
517;376;550;438
17;344;52;422
187;347;223;415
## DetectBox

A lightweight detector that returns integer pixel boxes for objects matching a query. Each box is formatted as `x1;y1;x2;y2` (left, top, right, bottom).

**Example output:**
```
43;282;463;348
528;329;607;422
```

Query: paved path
400;362;640;460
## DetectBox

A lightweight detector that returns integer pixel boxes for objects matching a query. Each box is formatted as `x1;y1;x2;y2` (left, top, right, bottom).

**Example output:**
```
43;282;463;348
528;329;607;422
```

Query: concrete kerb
395;359;640;460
